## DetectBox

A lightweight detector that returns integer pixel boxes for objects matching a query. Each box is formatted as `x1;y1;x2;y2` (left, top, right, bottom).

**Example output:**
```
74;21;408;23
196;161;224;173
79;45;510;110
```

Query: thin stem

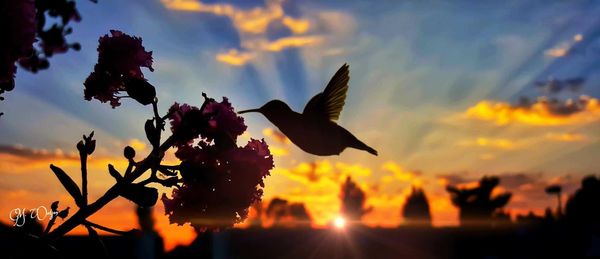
80;151;88;206
85;221;135;236
124;159;135;178
152;99;160;120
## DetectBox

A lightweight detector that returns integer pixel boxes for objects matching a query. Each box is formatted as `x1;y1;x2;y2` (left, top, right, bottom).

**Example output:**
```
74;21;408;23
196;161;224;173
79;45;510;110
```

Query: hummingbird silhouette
239;64;378;156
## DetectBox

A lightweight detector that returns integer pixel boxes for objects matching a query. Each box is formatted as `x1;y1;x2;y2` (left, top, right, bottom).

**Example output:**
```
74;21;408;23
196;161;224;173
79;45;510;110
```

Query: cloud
262;127;290;144
282;16;310;34
262;128;290;156
0;144;77;160
464;96;600;126
160;0;310;35
242;35;322;52
545;34;583;57
381;161;420;184
545;132;586;142
436;173;475;187
534;77;584;94
275;160;353;184
127;139;148;152
161;0;329;66
459;137;521;150
216;49;255;66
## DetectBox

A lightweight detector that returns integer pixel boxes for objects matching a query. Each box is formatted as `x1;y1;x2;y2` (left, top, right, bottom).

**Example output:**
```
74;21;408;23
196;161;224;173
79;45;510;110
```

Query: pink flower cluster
0;0;36;96
84;30;155;108
163;98;273;230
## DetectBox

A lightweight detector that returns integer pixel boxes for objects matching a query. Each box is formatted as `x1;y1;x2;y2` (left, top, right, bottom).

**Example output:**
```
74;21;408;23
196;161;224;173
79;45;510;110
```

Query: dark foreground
2;225;600;259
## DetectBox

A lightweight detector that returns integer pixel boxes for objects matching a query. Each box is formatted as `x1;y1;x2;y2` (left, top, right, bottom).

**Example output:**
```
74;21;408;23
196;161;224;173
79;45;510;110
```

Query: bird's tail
352;139;378;156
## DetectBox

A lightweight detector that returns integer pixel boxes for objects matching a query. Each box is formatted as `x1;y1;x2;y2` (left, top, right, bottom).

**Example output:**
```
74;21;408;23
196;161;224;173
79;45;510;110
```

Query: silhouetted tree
265;197;312;227
402;186;432;226
288;203;312;227
446;176;512;226
340;176;372;223
565;175;600;228
545;184;563;217
562;175;600;256
266;198;289;226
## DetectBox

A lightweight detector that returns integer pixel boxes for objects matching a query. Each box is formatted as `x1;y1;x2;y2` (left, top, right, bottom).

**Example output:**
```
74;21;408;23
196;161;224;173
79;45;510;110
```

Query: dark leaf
145;119;159;147
57;207;70;219
51;201;59;211
120;184;158;207
87;139;96;155
125;78;156;106
50;164;84;207
108;164;122;181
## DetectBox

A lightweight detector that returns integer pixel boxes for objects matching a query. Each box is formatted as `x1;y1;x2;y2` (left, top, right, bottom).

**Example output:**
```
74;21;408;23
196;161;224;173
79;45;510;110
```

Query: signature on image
9;206;59;227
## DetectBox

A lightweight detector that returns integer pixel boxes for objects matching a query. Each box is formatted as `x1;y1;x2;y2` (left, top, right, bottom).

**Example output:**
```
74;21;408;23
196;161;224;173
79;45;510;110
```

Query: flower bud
126;78;156;106
124;146;136;159
76;140;85;153
86;139;96;155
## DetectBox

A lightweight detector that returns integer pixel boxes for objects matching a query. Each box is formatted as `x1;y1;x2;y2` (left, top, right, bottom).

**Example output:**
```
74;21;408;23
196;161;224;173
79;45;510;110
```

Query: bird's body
239;64;378;156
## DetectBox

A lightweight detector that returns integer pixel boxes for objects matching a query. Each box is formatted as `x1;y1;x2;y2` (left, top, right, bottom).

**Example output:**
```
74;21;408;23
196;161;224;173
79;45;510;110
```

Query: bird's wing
303;63;349;121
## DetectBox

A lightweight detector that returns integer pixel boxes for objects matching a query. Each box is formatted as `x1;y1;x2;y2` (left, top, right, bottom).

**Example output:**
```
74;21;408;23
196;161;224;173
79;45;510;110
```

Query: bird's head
238;100;292;120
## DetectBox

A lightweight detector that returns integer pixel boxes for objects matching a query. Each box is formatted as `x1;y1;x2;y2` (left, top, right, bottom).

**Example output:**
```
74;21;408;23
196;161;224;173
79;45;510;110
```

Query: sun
333;216;346;229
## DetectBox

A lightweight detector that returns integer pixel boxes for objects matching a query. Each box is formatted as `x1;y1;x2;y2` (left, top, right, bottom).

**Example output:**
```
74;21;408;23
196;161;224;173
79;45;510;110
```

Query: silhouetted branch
84;224;109;258
85;221;137;236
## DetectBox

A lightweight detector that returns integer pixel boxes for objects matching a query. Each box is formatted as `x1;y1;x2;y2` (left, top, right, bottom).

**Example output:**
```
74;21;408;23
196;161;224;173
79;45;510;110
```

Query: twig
80;150;88;206
85;221;136;236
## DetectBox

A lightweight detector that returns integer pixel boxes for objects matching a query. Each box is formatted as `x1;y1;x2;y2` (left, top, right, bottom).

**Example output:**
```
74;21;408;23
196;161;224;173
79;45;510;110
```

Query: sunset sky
2;0;600;251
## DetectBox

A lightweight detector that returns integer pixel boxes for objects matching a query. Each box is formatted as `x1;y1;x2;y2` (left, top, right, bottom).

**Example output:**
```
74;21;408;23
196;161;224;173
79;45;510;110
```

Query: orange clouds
262;127;290;156
161;0;309;35
161;0;325;66
282;16;310;34
381;161;421;185
464;96;600;126
215;49;255;66
545;132;586;142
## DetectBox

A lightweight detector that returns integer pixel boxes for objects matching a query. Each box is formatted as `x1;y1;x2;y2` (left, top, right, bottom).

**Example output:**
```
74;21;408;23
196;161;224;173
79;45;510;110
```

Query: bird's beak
238;108;261;114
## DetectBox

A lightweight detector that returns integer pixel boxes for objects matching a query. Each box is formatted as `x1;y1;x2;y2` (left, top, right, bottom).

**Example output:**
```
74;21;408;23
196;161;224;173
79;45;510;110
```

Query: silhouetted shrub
446;176;512;227
402;186;432;226
340;176;372;223
265;198;312;227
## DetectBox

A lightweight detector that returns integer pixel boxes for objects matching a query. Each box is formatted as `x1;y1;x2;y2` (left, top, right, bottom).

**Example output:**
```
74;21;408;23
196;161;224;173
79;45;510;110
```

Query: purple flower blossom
0;0;36;95
167;97;248;146
84;30;155;108
203;97;247;142
162;139;273;231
